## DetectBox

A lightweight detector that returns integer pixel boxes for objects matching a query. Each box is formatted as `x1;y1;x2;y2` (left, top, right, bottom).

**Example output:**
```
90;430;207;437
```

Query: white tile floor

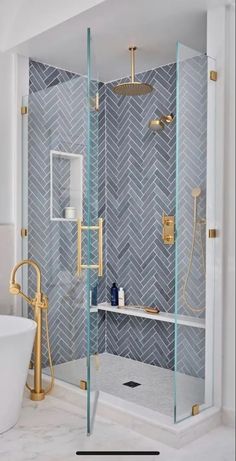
44;353;205;417
0;394;234;461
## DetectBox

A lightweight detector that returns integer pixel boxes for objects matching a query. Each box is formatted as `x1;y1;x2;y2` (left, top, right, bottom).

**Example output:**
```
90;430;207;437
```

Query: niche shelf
91;303;205;329
50;150;83;221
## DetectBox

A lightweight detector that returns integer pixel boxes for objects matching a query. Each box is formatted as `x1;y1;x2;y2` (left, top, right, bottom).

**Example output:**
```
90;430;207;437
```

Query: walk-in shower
20;29;217;440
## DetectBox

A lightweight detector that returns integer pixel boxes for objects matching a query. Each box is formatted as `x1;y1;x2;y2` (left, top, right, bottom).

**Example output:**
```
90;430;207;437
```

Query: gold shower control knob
162;213;175;245
165;235;173;242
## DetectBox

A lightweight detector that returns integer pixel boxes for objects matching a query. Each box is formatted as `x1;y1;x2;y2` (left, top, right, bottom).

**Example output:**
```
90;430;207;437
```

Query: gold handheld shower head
148;119;165;131
149;113;174;132
9;282;21;295
113;47;153;96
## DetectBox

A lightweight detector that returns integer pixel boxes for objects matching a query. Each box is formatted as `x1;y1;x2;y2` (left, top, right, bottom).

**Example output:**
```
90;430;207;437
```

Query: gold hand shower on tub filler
9;260;54;401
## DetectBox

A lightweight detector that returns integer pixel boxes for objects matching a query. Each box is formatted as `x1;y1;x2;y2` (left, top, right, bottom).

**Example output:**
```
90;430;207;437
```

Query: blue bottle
91;285;97;306
111;283;118;306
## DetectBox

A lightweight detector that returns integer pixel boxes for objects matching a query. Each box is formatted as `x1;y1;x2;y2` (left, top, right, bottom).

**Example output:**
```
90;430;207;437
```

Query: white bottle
118;287;125;308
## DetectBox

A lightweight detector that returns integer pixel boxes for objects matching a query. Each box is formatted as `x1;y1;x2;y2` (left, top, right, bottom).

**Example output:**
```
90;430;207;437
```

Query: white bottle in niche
118;287;125;308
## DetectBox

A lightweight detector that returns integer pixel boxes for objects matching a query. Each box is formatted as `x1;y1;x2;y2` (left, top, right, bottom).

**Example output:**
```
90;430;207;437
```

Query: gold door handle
77;218;103;277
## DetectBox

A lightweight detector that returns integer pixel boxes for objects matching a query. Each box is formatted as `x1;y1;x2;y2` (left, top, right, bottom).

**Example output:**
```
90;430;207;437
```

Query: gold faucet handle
32;293;48;309
42;295;49;309
39;294;48;309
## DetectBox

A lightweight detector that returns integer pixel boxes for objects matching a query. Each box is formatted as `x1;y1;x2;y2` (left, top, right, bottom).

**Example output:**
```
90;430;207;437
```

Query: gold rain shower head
112;47;153;96
148;113;174;132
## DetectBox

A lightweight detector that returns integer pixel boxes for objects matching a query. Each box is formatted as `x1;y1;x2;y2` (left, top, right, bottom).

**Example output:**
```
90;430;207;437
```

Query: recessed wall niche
50;150;83;221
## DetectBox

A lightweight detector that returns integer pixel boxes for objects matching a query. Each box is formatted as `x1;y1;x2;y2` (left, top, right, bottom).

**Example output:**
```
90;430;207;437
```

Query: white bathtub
0;315;36;433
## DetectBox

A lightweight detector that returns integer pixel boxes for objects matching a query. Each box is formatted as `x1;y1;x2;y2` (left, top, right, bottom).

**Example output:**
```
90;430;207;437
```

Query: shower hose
26;309;54;394
183;198;206;313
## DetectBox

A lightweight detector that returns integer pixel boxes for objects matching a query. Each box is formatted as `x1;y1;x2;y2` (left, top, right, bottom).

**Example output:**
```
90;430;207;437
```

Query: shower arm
130;46;136;83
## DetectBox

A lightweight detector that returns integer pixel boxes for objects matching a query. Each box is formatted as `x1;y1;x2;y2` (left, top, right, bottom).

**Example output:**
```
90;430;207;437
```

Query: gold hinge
210;71;217;81
208;228;217;238
21;228;28;238
192;404;200;416
91;92;100;112
21;106;28;115
95;92;99;111
79;379;87;391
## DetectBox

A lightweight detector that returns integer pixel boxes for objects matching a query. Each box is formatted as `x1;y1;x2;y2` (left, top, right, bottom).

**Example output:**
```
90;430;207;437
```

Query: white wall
0;51;29;315
0;51;15;313
222;3;235;427
0;0;105;52
0;52;14;223
207;4;235;427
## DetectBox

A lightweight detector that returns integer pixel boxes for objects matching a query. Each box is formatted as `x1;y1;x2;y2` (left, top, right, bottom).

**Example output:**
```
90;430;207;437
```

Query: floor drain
123;381;141;388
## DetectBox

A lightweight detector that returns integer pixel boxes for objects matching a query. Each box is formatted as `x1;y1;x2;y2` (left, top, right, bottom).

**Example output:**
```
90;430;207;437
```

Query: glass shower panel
22;74;90;427
174;42;215;422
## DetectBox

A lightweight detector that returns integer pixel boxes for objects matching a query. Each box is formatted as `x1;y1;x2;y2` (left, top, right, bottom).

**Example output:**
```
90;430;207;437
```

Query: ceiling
10;0;230;82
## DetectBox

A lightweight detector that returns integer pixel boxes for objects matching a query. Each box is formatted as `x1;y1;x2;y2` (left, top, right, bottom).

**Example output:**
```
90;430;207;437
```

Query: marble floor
44;352;204;417
0;394;234;461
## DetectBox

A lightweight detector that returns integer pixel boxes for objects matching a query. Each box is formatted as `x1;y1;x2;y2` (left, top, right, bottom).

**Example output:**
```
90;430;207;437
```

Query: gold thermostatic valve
162;213;175;245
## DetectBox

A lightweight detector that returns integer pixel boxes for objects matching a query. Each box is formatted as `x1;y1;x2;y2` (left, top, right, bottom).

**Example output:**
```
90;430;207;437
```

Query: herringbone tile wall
28;59;207;379
103;64;176;311
106;312;174;369
100;61;206;378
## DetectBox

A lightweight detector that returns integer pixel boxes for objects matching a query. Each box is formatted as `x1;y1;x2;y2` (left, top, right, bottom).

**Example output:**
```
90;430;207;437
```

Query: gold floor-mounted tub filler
9;260;54;401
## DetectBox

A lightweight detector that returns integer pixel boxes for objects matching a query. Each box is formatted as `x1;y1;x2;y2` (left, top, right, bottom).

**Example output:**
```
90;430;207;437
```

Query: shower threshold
42;353;221;448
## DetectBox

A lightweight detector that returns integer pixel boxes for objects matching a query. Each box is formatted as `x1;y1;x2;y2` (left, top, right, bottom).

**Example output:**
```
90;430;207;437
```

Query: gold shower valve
162;212;175;245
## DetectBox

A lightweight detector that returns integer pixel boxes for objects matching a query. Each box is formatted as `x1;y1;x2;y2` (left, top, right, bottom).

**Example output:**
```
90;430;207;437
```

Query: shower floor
44;353;204;417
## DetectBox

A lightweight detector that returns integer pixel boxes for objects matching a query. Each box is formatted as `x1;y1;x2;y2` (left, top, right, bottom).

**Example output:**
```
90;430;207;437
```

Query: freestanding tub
0;315;36;433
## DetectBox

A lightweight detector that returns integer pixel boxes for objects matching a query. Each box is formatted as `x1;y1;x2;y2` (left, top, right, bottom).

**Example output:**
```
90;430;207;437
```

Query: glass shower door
174;42;216;422
21;28;101;435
